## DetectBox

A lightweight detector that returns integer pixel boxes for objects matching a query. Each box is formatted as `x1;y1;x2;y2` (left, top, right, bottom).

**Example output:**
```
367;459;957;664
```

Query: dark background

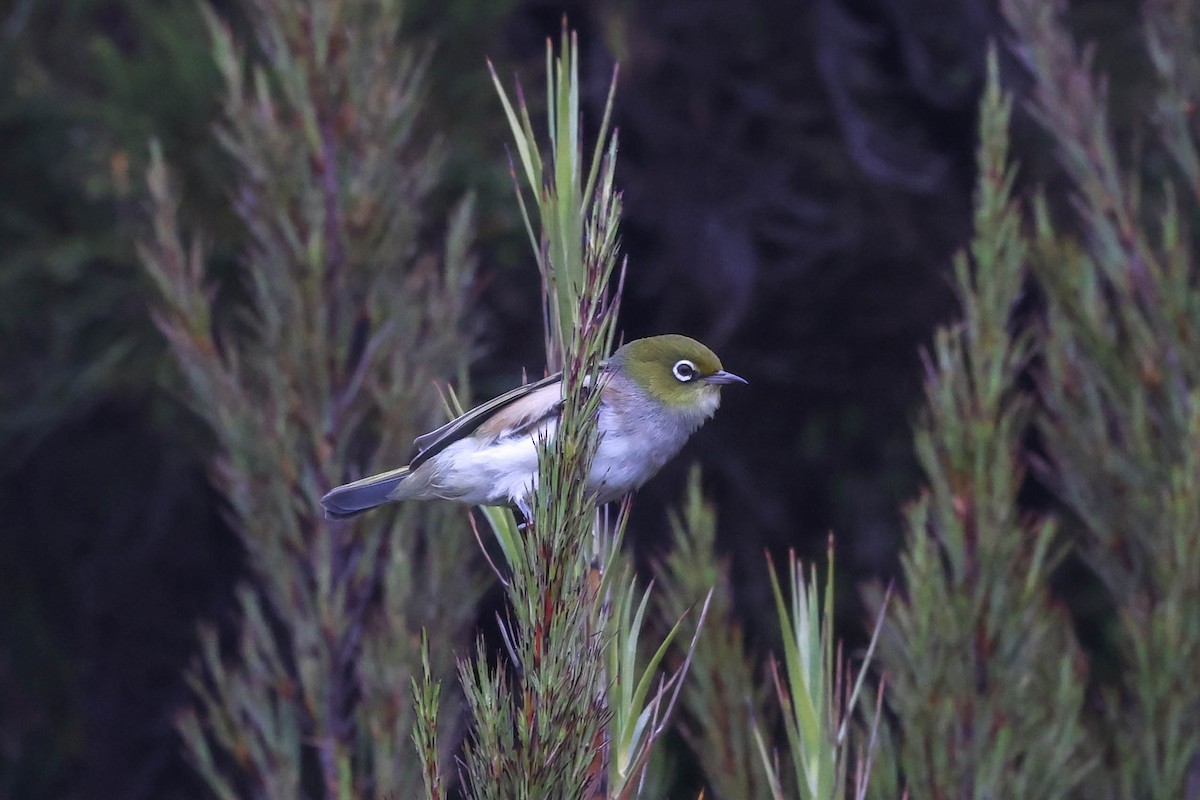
0;1;1142;797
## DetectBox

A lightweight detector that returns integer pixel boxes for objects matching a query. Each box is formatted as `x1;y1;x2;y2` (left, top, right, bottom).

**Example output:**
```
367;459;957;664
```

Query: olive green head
610;334;747;411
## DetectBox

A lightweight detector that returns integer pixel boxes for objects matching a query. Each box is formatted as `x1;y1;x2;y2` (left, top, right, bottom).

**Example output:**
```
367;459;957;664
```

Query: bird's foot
515;497;534;531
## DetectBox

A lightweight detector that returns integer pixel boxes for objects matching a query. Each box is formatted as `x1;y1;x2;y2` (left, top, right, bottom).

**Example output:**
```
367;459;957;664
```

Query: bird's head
610;334;747;417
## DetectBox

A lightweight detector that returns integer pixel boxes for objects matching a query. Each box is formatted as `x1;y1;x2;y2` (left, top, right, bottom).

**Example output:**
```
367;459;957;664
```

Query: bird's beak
706;370;748;386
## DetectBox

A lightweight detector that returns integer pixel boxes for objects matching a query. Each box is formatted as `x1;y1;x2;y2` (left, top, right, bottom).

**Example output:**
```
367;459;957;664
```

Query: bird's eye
672;359;697;382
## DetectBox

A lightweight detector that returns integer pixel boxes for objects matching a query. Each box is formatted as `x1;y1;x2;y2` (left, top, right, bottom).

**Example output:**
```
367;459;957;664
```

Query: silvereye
320;334;746;520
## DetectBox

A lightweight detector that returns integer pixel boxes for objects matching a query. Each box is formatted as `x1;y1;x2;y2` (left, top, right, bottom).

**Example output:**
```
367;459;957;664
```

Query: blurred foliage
655;475;886;800
1004;0;1200;794
653;468;773;800
138;0;487;796
755;545;883;800
869;52;1092;798
870;1;1200;796
0;0;228;470
1;3;231;798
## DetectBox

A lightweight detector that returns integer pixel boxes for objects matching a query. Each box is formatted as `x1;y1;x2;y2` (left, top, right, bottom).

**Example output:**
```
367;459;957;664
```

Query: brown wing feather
474;382;564;441
409;371;563;469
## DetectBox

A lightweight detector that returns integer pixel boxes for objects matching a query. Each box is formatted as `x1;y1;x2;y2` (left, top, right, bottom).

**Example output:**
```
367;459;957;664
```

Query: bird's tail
321;465;412;519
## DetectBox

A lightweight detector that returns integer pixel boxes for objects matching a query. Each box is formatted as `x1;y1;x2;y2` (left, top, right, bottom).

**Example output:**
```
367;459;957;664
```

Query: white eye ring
673;359;697;382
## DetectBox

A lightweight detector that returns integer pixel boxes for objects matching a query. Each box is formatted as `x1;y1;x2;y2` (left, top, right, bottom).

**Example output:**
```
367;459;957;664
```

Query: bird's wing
410;371;564;469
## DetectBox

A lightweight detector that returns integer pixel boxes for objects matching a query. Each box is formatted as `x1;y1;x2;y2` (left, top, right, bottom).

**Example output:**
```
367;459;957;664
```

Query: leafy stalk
867;48;1091;799
141;3;481;796
457;26;624;800
653;468;774;800
1002;1;1200;795
754;544;885;800
451;25;704;800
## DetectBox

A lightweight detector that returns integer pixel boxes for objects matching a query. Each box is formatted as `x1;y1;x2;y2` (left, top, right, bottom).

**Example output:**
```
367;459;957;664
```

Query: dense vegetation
2;1;1198;798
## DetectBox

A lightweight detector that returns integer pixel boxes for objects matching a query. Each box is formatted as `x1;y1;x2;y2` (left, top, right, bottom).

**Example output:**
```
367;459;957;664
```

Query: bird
320;334;746;520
